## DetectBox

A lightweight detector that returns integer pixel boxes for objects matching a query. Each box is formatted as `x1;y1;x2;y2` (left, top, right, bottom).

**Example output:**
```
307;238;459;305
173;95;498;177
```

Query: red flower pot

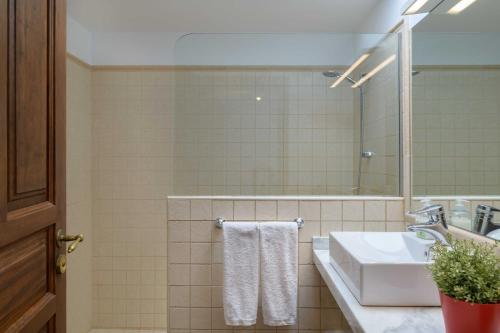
440;292;500;333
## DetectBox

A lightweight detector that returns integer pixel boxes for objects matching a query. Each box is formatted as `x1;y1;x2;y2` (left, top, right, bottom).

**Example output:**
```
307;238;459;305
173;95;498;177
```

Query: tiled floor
89;329;167;333
89;329;350;333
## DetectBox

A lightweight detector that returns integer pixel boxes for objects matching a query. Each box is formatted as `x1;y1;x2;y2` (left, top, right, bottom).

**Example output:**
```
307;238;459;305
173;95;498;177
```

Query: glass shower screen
172;33;401;196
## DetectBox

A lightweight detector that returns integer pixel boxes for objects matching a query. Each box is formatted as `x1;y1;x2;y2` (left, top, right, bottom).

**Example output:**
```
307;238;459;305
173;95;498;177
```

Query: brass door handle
56;229;84;253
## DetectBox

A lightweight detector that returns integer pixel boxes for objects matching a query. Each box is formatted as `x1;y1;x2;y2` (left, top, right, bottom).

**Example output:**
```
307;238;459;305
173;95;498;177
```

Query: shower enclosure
172;33;401;196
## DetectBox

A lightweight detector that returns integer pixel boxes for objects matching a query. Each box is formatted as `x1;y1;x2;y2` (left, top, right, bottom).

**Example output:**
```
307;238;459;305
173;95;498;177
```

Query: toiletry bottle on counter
451;199;471;230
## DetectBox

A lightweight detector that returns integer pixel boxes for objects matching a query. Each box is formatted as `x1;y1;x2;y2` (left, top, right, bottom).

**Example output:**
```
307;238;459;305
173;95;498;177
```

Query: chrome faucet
406;204;450;246
473;204;500;236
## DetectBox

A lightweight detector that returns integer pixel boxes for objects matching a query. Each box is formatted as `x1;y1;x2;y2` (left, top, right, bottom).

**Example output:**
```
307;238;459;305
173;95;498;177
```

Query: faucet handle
475;204;500;228
407;204;448;228
407;204;444;217
476;204;500;214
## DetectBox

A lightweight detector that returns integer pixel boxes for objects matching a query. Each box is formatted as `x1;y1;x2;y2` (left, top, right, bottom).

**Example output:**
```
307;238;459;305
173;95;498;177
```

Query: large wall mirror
411;0;500;240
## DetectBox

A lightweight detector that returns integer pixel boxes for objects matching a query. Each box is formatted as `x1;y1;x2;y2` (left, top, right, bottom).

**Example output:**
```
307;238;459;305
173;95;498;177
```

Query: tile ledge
167;195;404;201
414;195;500;200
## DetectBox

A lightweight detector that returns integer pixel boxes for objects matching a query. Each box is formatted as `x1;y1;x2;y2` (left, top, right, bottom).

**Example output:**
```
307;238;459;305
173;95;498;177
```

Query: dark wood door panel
0;228;55;332
37;321;54;333
3;296;56;333
7;0;55;211
0;202;56;247
14;0;49;194
0;0;66;332
0;0;8;223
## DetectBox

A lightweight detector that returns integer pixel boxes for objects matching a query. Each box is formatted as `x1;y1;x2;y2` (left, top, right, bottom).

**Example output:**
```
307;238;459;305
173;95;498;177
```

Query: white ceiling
414;0;500;32
68;0;381;33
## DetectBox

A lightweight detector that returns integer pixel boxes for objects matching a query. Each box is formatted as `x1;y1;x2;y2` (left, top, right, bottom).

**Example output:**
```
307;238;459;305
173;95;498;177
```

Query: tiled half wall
167;197;405;332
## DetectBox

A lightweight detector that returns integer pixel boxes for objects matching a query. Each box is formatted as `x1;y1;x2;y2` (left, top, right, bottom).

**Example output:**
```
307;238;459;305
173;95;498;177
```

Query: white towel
259;222;298;326
223;222;260;326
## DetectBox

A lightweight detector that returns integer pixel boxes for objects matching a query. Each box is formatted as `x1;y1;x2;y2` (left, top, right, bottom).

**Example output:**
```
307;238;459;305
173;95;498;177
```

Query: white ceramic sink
329;232;440;306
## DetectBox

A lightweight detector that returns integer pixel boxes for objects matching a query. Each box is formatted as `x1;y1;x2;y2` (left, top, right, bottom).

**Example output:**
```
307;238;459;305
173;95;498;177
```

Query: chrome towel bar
215;217;304;229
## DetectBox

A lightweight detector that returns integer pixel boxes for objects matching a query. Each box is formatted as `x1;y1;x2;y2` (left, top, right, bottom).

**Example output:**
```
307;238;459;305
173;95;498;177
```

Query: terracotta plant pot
440;292;500;333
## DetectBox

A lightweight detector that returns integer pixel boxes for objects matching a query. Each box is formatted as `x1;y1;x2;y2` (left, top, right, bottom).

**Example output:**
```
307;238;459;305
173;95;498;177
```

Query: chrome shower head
322;71;358;85
322;70;342;78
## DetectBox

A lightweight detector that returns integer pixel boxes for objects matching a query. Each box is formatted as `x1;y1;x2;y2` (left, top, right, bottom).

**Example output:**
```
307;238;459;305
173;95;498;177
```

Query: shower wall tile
167;197;405;333
191;200;213;220
364;201;386;221
255;200;278;220
342;201;364;221
386;200;404;221
173;70;356;196
277;200;299;220
234;200;256;220
320;201;342;220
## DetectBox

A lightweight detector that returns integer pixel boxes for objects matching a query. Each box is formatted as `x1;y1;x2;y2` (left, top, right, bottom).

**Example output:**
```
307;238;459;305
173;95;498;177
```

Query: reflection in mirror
411;0;500;240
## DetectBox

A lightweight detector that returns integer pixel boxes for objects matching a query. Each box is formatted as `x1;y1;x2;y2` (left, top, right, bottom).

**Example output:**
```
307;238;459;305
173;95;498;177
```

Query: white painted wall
351;1;427;62
67;17;92;64
413;33;500;65
63;0;434;66
174;33;359;66
66;0;413;66
359;0;407;33
73;29;396;67
91;32;184;66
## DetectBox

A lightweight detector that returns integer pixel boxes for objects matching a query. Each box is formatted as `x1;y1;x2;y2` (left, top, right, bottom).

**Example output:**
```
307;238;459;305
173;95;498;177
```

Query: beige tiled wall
174;70;356;196
413;69;500;195
91;70;175;329
167;197;405;332
67;57;93;333
86;66;400;331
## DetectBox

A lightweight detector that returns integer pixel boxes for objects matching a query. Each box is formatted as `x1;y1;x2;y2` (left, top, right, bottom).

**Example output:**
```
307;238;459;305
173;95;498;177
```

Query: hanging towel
223;222;260;326
259;222;298;326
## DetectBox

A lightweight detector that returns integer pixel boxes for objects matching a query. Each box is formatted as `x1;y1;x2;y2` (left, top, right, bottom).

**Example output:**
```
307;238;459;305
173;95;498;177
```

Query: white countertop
312;237;446;333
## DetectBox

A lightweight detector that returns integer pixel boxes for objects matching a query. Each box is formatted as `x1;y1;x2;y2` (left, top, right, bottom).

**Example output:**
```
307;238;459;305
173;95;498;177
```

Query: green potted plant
429;238;500;333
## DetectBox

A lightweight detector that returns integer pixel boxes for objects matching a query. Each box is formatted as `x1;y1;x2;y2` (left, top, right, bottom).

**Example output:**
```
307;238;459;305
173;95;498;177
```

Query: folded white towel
223;222;260;326
259;222;298;326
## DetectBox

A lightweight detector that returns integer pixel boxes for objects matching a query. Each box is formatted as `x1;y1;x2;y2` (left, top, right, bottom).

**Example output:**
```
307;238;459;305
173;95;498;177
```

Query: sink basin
329;232;440;306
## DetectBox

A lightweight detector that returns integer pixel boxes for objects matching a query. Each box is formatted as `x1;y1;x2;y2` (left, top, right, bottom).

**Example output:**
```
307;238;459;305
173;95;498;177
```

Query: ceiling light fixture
352;54;397;88
448;0;477;14
330;53;370;88
403;0;430;14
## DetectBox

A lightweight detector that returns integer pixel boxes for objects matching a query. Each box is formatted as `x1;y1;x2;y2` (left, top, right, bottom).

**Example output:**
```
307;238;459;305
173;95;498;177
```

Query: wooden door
0;0;66;332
